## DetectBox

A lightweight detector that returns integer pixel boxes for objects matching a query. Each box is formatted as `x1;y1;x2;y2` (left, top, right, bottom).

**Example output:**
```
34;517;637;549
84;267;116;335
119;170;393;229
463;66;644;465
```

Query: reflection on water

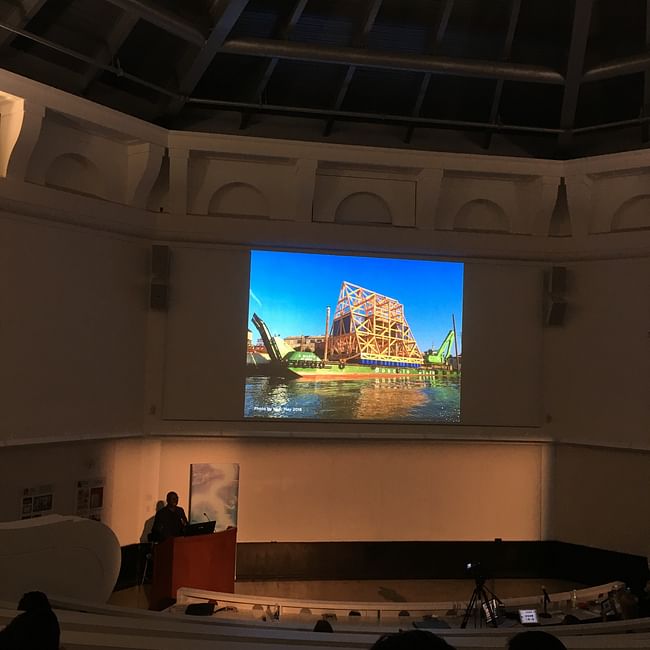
353;382;429;419
245;376;460;422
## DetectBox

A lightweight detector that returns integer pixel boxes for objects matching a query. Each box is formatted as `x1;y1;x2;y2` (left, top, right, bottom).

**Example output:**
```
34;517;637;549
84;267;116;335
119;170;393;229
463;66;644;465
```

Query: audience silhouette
508;630;567;650
312;619;334;632
0;591;60;650
370;629;456;649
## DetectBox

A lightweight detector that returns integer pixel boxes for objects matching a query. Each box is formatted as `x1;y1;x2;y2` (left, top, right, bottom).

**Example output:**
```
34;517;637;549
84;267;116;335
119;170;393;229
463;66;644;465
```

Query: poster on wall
76;479;105;521
189;463;239;530
21;485;54;519
246;250;464;422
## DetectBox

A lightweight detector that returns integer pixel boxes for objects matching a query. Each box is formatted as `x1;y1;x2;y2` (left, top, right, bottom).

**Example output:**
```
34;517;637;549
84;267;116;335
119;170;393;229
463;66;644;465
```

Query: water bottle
571;589;577;609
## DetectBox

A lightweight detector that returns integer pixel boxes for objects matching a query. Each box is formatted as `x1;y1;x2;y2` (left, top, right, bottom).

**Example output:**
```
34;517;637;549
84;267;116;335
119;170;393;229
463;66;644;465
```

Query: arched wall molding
25;115;125;200
313;174;415;226
586;171;650;234
188;157;294;219
208;182;270;218
334;191;392;224
44;152;106;199
453;198;509;233
436;176;516;232
611;195;650;232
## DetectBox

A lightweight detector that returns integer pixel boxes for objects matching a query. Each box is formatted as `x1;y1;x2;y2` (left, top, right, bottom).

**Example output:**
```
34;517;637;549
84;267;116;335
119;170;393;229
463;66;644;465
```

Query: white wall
0;213;148;442
543;258;650;448
0;438;116;523
550;444;650;557
0;437;547;546
156;438;546;544
161;246;249;421
541;259;650;555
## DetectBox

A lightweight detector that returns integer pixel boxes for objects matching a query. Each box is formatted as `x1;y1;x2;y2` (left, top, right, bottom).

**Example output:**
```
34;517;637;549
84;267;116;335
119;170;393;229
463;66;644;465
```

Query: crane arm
251;313;283;363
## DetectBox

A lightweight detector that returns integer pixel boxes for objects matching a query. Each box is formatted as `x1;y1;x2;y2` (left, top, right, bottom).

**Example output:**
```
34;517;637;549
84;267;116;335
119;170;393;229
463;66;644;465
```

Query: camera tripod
460;577;503;629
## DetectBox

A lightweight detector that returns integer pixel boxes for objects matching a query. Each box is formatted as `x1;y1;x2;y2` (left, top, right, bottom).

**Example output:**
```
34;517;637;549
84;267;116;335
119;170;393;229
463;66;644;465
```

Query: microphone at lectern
203;512;210;521
540;586;551;618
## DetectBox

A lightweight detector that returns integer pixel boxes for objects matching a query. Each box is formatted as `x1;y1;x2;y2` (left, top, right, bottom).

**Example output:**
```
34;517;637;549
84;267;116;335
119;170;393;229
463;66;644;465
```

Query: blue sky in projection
248;251;464;353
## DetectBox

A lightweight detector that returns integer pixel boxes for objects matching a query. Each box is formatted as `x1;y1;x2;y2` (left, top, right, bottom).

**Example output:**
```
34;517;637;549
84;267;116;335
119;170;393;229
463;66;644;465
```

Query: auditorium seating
3;581;650;650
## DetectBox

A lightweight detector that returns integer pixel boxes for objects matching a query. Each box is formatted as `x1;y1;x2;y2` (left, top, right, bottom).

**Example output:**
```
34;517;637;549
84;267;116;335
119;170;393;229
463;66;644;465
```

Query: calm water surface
245;376;460;422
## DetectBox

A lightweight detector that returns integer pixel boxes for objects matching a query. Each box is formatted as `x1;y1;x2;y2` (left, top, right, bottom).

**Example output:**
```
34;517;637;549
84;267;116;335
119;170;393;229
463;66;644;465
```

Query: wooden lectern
149;527;237;611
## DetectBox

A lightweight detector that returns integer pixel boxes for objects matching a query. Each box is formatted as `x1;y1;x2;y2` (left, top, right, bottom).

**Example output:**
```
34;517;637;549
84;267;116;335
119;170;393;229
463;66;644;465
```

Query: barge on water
279;350;458;380
248;281;460;381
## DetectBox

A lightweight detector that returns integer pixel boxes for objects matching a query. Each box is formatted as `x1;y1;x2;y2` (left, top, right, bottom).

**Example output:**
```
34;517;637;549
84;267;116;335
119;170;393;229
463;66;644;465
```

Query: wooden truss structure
328;282;422;366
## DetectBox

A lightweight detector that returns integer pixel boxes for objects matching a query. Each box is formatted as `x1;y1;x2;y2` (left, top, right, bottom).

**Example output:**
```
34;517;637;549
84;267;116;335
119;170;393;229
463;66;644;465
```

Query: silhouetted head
313;619;333;633
371;630;455;650
17;591;52;612
508;631;567;650
561;614;581;625
166;491;179;508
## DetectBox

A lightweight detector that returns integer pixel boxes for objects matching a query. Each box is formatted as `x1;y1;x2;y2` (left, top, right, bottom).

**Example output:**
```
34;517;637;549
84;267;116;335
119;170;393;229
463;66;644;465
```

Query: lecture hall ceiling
0;0;648;158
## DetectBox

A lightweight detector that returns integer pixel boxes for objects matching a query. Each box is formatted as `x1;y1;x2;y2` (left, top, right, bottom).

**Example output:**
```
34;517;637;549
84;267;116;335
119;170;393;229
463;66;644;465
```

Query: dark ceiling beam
0;20;179;98
250;58;278;104
323;65;356;135
257;0;310;91
78;13;139;94
278;0;309;40
583;51;650;82
572;114;650;133
167;0;249;116
0;0;47;49
323;0;384;136
220;37;565;84
405;0;455;143
187;95;562;134
404;75;431;142
433;0;456;48
102;0;207;46
558;0;594;150
354;0;384;47
241;0;309;129
643;0;650;141
1;48;85;94
482;0;522;150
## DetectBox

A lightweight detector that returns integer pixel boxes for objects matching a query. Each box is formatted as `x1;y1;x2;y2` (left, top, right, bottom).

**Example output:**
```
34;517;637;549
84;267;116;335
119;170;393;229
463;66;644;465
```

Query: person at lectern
151;491;188;542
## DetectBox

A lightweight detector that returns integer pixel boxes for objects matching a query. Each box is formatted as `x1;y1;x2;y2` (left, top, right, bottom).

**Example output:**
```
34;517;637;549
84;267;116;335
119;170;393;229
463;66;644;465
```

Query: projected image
245;251;463;422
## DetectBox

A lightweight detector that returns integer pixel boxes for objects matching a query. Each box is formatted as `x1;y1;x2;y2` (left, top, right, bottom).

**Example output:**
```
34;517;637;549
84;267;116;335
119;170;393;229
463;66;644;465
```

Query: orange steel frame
329;282;422;363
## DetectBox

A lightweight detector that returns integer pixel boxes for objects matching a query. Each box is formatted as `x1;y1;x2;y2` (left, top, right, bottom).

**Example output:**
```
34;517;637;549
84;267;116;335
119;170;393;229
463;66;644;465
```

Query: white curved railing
173;582;630;631
0;515;121;604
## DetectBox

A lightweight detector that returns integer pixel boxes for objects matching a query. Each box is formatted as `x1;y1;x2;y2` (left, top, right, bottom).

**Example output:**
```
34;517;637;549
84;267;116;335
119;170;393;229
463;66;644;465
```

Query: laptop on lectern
184;521;216;537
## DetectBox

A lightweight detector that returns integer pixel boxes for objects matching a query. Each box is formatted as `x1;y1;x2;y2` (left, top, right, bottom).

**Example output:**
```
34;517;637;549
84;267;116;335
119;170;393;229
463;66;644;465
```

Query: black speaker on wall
549;265;567;295
546;299;567;327
544;265;568;327
150;245;170;310
150;282;169;310
151;244;170;280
